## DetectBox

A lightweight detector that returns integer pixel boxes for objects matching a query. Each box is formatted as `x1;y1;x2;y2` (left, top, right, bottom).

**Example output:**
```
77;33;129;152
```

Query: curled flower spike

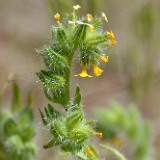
75;66;92;78
93;64;103;76
96;132;103;138
54;13;60;22
101;12;108;22
73;5;81;10
101;56;109;62
86;14;93;21
85;147;93;157
88;24;94;32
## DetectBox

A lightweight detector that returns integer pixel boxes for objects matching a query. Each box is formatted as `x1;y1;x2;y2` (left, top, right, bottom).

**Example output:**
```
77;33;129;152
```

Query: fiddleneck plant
37;5;117;159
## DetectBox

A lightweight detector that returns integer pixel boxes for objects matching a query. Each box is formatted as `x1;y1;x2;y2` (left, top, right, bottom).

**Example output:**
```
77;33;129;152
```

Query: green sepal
61;140;82;153
85;33;107;46
43;138;61;149
74;85;81;106
80;44;103;66
43;104;62;124
66;111;83;131
50;121;66;141
57;27;71;52
90;17;102;30
72;24;87;50
47;104;62;119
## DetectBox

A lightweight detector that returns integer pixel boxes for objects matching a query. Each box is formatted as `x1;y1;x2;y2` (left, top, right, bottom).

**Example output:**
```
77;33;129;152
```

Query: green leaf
50;121;65;141
47;104;61;119
3;118;17;137
101;145;127;160
26;91;33;108
38;46;70;70
74;85;81;106
11;82;21;112
43;138;61;148
39;108;48;126
4;118;17;137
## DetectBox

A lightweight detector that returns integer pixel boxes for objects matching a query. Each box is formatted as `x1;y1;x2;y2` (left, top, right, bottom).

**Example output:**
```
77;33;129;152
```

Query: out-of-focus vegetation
123;2;158;102
0;81;36;160
46;0;102;15
95;102;152;160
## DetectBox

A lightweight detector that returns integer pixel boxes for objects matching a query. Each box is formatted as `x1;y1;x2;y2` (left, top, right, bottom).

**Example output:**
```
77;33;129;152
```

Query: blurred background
0;0;160;159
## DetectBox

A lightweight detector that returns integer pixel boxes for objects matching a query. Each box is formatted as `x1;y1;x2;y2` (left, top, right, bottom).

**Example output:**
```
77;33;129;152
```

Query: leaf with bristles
66;111;83;130
43;138;61;148
39;108;48;126
47;104;61;120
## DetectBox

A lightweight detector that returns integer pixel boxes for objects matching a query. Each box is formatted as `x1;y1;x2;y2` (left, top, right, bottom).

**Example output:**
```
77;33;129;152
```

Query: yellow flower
75;66;92;78
96;132;103;138
101;12;108;22
88;24;94;32
107;31;116;45
101;56;109;62
107;31;115;39
110;39;117;45
54;13;60;22
85;147;93;157
93;64;103;76
86;14;93;21
73;5;81;10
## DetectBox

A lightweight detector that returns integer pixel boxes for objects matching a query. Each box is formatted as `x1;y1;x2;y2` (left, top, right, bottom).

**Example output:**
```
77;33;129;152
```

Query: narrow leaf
74;85;81;106
43;138;61;149
38;108;48;126
47;104;61;119
11;82;21;112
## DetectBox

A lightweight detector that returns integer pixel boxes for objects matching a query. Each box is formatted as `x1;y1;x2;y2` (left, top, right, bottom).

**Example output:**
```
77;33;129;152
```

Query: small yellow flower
86;14;93;21
110;39;117;45
93;64;103;76
96;132;103;138
101;12;108;22
107;31;115;39
73;5;81;10
85;147;93;157
54;13;60;22
75;66;92;78
88;25;94;32
101;56;109;62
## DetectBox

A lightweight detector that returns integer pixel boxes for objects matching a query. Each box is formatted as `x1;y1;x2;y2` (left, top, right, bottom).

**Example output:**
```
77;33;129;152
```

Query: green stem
101;145;127;160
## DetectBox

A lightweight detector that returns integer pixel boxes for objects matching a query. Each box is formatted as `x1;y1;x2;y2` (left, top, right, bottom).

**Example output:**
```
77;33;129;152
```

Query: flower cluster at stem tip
54;5;116;78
